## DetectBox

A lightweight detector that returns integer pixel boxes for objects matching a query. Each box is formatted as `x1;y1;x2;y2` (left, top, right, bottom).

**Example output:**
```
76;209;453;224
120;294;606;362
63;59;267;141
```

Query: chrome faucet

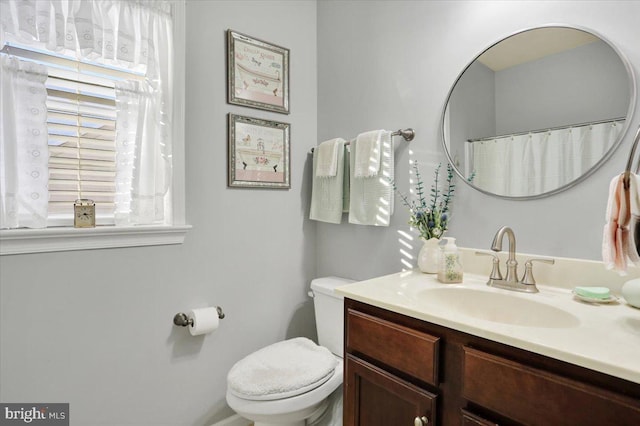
491;226;519;284
480;226;554;293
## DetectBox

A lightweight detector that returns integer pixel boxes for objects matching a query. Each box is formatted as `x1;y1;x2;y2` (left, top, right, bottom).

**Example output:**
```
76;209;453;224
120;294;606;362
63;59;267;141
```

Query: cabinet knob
414;416;429;426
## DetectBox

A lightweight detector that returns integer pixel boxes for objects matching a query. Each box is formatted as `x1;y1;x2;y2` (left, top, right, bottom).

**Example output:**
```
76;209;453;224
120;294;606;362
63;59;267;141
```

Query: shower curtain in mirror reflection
469;121;625;197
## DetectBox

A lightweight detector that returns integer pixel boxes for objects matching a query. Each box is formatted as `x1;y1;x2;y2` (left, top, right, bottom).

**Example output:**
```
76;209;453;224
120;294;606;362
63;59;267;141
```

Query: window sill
0;224;191;255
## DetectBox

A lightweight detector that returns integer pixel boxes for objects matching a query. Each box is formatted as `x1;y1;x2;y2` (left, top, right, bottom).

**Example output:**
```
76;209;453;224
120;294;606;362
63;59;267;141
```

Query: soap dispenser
438;237;463;283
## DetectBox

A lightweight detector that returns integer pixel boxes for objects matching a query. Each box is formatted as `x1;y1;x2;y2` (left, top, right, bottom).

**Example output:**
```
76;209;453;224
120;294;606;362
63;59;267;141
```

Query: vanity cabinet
344;298;640;426
344;307;440;425
345;355;437;425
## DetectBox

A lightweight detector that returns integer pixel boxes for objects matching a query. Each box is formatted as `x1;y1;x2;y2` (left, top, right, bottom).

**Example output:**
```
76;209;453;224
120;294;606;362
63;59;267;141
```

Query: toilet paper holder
173;306;225;327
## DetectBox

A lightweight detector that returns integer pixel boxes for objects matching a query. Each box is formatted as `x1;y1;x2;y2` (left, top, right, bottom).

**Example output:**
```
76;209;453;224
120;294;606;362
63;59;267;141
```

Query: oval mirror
442;25;636;199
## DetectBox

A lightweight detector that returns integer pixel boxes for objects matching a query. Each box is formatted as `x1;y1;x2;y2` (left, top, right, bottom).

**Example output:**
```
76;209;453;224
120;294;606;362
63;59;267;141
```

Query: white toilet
226;276;352;426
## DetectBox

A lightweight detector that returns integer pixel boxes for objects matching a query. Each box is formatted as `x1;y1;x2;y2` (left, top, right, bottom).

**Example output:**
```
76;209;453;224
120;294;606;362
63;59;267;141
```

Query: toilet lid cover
227;337;338;401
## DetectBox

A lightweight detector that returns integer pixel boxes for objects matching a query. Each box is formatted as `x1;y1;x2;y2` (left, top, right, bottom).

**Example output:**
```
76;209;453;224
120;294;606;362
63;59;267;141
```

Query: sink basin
416;287;580;328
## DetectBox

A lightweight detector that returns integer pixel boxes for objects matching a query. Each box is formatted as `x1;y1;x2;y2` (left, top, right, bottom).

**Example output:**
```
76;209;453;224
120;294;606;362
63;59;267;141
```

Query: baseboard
210;414;252;426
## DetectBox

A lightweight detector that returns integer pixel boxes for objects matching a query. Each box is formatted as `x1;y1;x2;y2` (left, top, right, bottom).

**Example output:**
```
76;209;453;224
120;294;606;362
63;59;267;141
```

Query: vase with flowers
392;161;457;273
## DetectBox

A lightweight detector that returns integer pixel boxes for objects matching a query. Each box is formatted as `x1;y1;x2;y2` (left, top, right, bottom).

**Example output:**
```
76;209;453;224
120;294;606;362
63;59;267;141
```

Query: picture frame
227;30;290;114
228;114;290;189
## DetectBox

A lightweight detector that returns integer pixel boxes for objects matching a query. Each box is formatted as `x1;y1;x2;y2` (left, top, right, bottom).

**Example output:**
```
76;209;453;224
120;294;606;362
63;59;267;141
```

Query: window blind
46;68;117;218
1;44;143;223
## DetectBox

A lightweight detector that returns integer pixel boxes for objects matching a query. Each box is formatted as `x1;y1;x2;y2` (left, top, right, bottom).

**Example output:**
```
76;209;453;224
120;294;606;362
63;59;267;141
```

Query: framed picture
228;114;290;189
227;30;290;114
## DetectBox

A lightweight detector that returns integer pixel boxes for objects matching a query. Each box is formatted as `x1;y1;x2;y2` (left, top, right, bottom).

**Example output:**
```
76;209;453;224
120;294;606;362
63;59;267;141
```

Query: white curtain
0;0;171;74
472;120;625;197
114;80;170;225
0;0;174;226
0;56;49;229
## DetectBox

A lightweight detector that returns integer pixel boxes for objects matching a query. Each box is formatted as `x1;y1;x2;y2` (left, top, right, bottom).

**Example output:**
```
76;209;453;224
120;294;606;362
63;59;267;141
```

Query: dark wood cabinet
461;409;499;426
462;346;640;425
345;354;436;426
346;307;440;386
344;298;640;426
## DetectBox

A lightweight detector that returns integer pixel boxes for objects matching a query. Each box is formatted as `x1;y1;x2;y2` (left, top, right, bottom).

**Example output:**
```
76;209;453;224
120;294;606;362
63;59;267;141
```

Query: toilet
226;276;353;426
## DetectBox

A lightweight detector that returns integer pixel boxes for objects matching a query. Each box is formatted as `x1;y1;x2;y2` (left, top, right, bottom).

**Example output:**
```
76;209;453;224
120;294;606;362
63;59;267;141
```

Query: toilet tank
310;276;354;358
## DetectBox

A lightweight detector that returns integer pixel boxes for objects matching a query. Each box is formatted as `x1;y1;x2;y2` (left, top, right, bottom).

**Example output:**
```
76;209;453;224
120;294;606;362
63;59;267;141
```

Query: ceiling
477;27;599;71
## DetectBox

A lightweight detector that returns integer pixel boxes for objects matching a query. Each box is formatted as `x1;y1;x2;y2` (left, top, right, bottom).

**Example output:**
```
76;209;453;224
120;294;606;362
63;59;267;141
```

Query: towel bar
623;125;640;189
309;128;414;154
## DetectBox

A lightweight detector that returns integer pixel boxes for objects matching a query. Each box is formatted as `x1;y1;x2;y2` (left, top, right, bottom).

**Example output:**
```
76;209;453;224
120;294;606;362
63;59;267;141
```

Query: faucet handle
475;251;503;281
521;258;555;285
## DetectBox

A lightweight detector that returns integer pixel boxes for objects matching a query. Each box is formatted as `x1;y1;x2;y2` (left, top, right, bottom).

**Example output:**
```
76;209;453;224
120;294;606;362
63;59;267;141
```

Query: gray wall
316;0;640;280
448;60;495;173
1;2;639;426
495;40;630;134
449;41;628;140
0;1;317;425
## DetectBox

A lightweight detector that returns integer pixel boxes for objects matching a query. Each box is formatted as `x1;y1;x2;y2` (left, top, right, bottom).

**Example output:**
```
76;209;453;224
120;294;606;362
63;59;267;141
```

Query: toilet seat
226;358;343;425
227;337;338;401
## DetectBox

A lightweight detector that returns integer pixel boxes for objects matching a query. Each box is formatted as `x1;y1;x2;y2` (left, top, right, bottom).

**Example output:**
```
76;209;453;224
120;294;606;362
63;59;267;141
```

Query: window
1;43;143;226
0;0;187;254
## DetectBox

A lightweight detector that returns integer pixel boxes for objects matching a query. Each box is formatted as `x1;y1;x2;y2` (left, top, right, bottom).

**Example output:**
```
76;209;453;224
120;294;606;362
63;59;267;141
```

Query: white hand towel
349;130;394;226
353;130;382;178
310;140;347;224
315;138;344;177
343;147;350;213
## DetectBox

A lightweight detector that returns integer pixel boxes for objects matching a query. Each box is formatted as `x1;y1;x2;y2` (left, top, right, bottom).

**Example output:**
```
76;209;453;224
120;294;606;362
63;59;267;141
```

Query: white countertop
336;269;640;384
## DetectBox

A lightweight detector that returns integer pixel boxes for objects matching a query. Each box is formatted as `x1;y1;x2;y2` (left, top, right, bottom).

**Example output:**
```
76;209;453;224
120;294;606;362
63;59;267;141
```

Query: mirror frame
440;24;637;200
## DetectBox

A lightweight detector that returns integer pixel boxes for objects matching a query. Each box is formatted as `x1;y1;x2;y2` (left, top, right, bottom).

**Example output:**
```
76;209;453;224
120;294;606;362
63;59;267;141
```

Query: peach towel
603;173;640;274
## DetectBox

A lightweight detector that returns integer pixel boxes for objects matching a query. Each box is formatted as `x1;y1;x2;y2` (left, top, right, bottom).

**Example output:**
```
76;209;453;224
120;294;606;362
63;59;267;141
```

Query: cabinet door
463;346;640;426
344;354;437;426
461;409;500;426
346;308;440;386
